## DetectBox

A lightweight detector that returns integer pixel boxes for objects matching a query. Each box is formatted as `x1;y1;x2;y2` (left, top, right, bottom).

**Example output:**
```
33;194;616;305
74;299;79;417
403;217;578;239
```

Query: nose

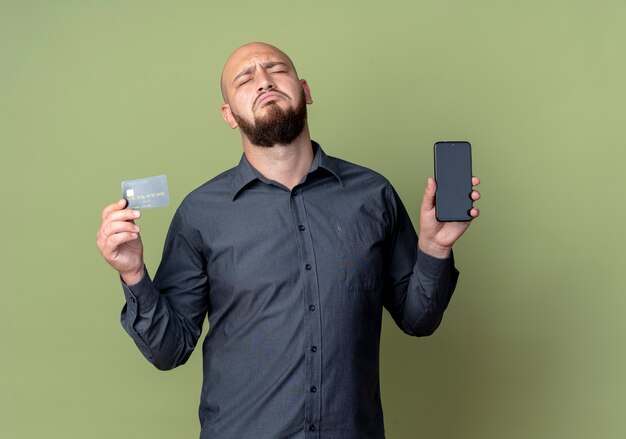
256;69;274;93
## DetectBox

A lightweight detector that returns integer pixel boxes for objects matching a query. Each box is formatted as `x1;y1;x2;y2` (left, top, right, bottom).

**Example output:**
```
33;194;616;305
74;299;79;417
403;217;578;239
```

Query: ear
301;79;313;104
221;103;238;129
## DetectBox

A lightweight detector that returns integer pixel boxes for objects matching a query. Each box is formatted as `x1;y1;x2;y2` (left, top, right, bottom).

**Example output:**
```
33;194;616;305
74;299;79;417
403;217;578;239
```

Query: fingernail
133;211;140;217
134;226;140;232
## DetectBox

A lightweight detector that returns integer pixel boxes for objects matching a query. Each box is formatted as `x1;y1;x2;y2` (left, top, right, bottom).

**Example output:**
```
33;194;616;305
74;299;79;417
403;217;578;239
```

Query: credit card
121;175;170;209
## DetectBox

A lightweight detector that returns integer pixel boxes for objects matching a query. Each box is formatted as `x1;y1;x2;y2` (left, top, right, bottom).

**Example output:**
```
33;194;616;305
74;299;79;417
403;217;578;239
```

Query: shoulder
175;165;238;217
323;152;404;230
325;153;393;191
325;153;398;207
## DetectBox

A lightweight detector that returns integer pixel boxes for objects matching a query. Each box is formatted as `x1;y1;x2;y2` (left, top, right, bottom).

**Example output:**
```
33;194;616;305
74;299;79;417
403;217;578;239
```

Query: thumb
420;177;436;213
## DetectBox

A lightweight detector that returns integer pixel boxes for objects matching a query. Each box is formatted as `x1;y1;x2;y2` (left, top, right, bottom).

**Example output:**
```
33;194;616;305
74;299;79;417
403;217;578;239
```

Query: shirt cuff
416;247;455;280
120;265;159;312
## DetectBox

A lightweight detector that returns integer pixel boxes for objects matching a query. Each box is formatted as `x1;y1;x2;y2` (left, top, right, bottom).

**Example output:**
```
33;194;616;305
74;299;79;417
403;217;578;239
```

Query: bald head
220;42;298;103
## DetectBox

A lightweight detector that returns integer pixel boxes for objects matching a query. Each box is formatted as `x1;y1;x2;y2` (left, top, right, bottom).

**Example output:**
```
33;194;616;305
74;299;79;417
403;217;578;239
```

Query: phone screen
434;141;473;222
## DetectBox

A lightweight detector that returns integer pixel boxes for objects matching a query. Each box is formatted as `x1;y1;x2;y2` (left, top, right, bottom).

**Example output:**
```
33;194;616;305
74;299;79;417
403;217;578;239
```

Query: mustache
253;90;289;109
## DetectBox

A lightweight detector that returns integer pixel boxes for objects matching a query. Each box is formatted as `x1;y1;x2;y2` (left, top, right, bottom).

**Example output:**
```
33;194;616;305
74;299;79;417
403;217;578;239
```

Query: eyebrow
232;61;289;85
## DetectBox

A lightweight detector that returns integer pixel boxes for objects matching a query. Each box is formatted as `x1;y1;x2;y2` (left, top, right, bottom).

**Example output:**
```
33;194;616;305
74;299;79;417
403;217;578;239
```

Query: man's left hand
418;176;481;259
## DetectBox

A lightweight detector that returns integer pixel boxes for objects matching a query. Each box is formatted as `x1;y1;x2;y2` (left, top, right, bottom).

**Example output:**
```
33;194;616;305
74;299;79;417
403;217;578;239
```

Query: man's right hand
96;199;145;286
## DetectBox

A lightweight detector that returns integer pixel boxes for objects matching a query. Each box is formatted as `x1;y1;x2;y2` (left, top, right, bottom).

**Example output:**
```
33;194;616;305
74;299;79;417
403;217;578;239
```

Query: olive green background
2;1;625;438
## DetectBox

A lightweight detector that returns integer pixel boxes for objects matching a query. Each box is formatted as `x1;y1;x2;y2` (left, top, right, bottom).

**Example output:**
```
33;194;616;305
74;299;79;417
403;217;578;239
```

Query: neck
241;126;314;190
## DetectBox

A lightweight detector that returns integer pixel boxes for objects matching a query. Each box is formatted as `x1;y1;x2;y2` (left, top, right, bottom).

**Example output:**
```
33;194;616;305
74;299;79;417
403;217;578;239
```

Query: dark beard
232;90;307;147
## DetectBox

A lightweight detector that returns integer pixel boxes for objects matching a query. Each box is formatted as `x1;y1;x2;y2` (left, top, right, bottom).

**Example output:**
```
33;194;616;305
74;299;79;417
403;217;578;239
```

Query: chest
197;184;389;311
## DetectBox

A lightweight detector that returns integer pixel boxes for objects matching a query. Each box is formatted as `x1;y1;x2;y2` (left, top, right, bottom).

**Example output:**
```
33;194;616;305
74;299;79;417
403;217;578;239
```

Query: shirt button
130;297;136;303
309;424;316;431
309;305;316;311
298;225;305;231
305;264;312;270
310;386;317;393
310;346;317;352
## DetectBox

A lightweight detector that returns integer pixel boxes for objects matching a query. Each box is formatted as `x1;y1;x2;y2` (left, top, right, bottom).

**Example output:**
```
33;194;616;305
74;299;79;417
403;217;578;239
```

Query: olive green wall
2;1;625;438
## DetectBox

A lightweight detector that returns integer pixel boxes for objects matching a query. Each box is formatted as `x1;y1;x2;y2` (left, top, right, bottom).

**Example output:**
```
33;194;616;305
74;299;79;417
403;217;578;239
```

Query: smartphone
434;141;473;222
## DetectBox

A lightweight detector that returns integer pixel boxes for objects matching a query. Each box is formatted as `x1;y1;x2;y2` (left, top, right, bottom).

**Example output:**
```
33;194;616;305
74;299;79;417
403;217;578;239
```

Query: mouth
254;91;287;109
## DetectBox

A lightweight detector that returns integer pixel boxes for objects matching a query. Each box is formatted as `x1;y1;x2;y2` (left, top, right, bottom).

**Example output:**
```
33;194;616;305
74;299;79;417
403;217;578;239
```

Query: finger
471;190;481;201
106;208;141;223
102;199;128;220
470;207;480;218
105;231;140;250
102;221;141;239
472;176;480;186
420;177;437;213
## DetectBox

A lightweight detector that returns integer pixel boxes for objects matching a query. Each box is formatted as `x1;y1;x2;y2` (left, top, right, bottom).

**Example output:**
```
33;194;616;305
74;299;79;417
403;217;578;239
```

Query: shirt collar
230;140;343;200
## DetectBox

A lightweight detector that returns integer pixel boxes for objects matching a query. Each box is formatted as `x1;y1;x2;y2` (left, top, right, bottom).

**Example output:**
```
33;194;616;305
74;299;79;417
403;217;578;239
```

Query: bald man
97;42;481;438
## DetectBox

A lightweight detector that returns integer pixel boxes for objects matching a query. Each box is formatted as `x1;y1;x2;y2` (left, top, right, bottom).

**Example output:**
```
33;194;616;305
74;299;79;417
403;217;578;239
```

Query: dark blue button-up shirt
120;141;459;438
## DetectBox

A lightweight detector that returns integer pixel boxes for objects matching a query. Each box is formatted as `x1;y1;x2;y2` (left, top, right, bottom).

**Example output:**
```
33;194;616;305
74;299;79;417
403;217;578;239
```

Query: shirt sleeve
120;206;210;370
381;184;460;336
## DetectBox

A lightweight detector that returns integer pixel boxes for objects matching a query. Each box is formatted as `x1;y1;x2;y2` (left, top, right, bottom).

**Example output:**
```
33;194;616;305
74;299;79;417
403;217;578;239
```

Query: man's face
220;43;313;146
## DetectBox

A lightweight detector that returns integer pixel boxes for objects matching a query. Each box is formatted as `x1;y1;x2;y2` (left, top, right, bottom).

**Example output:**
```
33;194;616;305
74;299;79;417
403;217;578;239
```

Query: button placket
289;189;322;435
